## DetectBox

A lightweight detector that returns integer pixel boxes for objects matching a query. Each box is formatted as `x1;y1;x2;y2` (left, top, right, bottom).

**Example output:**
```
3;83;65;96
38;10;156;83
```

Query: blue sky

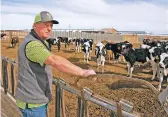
1;0;168;34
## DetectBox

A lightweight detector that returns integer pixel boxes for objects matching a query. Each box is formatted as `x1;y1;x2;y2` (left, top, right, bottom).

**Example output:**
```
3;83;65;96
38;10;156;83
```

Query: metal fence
1;30;145;43
2;30;168;44
1;56;141;117
51;31;124;43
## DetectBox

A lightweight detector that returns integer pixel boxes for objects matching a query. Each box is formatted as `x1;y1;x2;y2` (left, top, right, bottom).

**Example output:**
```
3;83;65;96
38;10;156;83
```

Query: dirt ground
1;39;167;117
1;90;22;117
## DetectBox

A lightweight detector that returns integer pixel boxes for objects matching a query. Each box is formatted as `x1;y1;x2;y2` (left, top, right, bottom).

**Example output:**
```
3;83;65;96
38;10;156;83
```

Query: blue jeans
19;104;47;117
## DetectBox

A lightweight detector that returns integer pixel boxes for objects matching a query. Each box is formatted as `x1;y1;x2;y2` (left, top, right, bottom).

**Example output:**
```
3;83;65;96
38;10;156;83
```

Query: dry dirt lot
1;39;167;117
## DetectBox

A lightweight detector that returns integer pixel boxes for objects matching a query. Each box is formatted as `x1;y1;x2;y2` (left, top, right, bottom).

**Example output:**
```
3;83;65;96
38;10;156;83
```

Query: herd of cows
46;37;168;91
6;35;168;91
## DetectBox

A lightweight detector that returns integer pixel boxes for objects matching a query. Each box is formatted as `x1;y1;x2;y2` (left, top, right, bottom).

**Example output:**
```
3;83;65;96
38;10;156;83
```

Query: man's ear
33;23;37;29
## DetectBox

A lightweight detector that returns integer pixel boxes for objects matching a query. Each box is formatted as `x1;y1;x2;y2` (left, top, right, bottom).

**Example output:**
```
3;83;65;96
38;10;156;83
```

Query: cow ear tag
156;56;159;60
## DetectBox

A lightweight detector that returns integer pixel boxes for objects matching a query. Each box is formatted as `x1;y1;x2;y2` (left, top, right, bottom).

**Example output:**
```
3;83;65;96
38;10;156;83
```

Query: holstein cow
66;37;73;50
105;43;120;63
140;42;168;89
105;41;131;64
121;46;151;77
46;38;60;51
10;36;19;48
88;39;94;60
57;37;61;52
95;42;106;73
158;53;168;91
122;42;166;78
82;41;91;63
1;33;7;39
149;46;164;80
150;51;168;91
75;38;82;53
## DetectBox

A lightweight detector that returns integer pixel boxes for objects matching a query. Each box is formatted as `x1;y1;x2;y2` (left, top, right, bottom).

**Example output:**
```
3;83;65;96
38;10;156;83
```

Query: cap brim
51;20;59;24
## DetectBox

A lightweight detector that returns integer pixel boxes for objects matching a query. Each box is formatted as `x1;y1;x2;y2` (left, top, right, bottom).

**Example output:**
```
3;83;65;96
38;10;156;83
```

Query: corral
1;30;168;117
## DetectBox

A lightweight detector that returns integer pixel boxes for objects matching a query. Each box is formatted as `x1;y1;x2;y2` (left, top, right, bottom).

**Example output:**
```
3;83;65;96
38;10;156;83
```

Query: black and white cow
82;41;91;63
122;42;166;78
105;41;132;64
154;53;168;91
104;43;120;63
47;38;57;47
60;37;69;49
67;37;73;50
10;36;19;48
121;46;151;77
88;39;94;51
57;37;61;52
87;39;94;60
46;38;60;51
75;38;82;53
95;42;106;73
149;46;164;80
1;33;6;39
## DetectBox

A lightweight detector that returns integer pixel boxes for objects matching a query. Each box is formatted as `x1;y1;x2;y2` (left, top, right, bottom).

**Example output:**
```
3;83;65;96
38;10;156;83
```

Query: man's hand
81;69;96;77
81;69;97;81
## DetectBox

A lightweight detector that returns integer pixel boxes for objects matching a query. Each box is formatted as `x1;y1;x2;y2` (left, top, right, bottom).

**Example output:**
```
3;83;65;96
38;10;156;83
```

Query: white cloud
1;0;168;34
1;14;34;30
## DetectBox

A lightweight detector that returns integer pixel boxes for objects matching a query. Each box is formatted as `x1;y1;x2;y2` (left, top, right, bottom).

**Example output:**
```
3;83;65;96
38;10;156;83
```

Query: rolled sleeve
25;41;52;66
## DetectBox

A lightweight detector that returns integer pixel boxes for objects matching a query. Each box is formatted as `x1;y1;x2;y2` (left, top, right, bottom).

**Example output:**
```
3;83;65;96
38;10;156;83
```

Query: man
15;11;96;117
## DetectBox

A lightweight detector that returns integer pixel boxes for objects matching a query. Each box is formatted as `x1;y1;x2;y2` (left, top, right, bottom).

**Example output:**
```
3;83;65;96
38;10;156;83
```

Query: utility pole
69;24;71;37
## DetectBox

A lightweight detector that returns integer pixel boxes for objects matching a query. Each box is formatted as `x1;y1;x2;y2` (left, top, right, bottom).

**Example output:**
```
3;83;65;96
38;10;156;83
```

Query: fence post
110;111;117;117
77;97;84;117
1;58;4;86
55;83;61;117
11;60;15;96
61;89;66;117
2;57;8;94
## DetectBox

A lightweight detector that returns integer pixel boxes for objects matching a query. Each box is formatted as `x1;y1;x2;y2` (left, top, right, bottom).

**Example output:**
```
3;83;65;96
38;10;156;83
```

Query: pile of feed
49;75;167;117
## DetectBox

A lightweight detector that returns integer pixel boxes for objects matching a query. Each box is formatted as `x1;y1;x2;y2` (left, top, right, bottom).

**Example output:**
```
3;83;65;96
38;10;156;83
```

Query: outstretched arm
45;54;96;77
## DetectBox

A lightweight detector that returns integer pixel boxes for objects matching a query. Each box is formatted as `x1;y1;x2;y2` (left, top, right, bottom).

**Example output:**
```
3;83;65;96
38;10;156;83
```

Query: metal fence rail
1;30;145;43
1;56;141;117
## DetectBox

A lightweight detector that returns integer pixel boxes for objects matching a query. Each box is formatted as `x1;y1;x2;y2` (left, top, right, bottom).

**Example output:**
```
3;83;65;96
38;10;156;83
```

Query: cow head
149;47;162;61
143;38;151;45
95;46;106;58
47;38;58;45
159;53;168;76
120;43;133;55
140;44;151;49
159;53;168;68
105;43;112;50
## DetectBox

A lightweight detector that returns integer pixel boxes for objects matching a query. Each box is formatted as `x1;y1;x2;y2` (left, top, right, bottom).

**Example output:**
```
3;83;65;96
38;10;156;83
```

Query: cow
149;46;164;81
10;36;19;48
121;42;166;78
82;41;91;63
105;43;120;63
105;41;132;64
75;38;82;53
57;37;69;49
121;46;151;77
57;38;61;52
156;53;168;91
1;33;6;39
104;42;114;61
66;37;74;50
95;42;106;73
143;38;152;45
47;38;57;47
87;39;94;60
46;38;60;51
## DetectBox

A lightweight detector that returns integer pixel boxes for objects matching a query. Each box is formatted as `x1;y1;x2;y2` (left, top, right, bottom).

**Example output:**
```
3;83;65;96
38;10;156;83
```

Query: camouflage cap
34;11;59;24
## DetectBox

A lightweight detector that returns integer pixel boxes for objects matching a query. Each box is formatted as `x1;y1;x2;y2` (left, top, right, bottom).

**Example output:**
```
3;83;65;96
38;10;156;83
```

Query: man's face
34;21;53;39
